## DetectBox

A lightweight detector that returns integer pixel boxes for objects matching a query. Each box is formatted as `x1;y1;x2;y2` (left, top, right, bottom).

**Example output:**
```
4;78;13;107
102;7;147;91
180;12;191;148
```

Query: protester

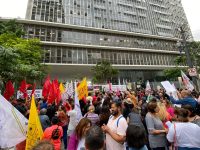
102;101;128;150
57;105;68;149
162;99;174;117
167;108;200;149
85;126;105;150
39;108;50;131
145;101;168;150
169;89;198;108
126;124;148;150
123;98;133;119
182;104;200;127
84;105;100;126
67;118;92;150
67;102;77;142
127;104;145;130
32;140;55;150
157;102;172;128
43;116;63;150
99;106;111;127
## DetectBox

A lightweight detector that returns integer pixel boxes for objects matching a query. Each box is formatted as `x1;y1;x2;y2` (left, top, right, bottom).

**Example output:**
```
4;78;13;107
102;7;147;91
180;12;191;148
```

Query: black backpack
51;126;60;140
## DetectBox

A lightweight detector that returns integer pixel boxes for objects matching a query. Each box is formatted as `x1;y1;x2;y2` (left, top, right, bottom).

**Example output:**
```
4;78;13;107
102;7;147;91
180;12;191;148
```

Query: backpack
51;126;60;140
109;115;124;127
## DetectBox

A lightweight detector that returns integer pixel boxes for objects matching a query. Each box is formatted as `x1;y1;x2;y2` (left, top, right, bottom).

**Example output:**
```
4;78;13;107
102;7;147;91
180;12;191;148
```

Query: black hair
147;101;157;113
182;105;196;117
85;126;104;150
126;125;147;149
111;101;122;108
51;116;59;125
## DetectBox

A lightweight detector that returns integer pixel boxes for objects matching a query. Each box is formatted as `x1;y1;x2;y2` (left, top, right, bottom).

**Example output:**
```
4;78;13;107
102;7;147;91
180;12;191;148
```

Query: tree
0;46;19;82
0;20;24;37
91;60;118;84
164;68;182;80
0;20;46;84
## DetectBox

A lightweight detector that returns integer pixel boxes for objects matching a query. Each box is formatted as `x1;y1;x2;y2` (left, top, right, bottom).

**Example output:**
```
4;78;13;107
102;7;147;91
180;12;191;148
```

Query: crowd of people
12;87;200;150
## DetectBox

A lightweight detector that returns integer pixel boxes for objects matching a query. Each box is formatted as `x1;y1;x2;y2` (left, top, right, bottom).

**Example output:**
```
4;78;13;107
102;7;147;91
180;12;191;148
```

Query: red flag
47;78;61;105
53;79;61;105
19;80;28;99
31;83;36;96
42;76;51;99
3;80;14;100
48;82;55;104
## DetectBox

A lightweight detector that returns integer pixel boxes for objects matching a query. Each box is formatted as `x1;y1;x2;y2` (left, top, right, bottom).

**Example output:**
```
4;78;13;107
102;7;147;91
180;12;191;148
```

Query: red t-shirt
43;125;63;150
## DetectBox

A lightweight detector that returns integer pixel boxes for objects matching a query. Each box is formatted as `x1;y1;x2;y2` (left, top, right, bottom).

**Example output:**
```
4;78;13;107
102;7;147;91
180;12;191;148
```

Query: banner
0;94;28;148
77;78;88;100
17;89;42;99
26;96;43;150
181;71;194;91
102;85;127;92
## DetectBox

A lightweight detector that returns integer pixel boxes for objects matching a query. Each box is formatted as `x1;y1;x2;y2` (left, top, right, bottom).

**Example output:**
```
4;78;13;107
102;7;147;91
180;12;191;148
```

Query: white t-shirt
67;109;77;131
77;137;85;150
106;115;128;150
167;122;200;148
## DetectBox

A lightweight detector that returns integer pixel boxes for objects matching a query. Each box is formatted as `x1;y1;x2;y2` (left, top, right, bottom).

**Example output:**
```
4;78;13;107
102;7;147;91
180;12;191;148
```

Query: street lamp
177;26;198;91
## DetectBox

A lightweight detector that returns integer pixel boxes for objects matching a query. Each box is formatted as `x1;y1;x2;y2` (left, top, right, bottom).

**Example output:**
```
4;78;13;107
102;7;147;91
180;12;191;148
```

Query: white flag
145;80;151;95
74;82;83;122
0;94;28;148
66;81;74;98
181;71;194;91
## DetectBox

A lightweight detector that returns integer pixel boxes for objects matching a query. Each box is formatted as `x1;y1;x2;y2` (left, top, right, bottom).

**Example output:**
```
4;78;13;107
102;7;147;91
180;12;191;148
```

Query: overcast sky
0;0;199;40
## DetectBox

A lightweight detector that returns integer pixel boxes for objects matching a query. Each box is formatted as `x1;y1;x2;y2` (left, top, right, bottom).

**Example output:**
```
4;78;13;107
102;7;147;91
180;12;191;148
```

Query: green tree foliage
164;68;183;80
0;20;24;37
91;60;119;83
0;46;19;82
0;20;46;83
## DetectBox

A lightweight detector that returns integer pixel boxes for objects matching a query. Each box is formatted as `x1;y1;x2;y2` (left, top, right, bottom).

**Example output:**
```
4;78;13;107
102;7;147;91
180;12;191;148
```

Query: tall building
4;0;194;82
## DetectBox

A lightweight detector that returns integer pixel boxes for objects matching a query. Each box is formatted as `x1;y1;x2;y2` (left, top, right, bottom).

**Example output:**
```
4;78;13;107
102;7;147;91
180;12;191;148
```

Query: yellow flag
77;77;88;100
26;96;43;150
59;83;65;94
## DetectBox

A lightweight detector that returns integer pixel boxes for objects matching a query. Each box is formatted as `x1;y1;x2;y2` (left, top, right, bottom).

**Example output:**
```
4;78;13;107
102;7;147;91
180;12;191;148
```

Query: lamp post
178;26;198;91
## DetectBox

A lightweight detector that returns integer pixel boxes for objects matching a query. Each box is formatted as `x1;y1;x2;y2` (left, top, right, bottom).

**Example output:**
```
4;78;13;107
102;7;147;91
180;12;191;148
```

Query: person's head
180;90;190;98
85;126;105;150
32;140;55;150
126;125;147;149
111;101;122;116
40;108;47;115
75;118;92;139
174;108;189;122
88;105;95;113
51;116;59;125
101;106;110;114
162;99;171;108
182;105;196;117
147;101;159;114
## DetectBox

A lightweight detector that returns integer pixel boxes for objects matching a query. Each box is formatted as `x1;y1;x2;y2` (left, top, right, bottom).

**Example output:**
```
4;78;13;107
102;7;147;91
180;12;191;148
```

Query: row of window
23;25;179;51
30;0;188;38
42;46;181;66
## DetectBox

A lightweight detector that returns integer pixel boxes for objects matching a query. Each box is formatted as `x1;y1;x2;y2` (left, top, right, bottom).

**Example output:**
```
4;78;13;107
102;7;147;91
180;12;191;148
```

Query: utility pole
179;26;198;91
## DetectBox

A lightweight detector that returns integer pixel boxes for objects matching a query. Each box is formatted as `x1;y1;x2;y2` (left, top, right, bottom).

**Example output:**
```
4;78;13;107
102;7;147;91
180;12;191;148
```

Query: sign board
188;68;197;76
17;89;42;99
161;81;178;100
102;85;127;92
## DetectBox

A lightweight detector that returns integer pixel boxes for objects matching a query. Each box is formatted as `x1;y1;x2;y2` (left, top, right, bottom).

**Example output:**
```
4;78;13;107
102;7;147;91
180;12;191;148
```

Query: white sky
0;0;199;40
